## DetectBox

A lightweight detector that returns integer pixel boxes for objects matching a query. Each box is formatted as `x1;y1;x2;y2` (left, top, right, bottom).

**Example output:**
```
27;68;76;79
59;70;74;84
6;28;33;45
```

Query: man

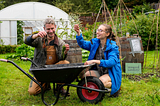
25;17;70;96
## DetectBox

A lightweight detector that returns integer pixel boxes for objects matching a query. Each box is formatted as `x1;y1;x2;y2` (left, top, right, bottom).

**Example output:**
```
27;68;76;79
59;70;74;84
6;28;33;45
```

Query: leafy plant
88;0;102;13
56;18;70;39
53;0;74;14
82;49;90;62
53;0;91;15
0;0;5;10
6;43;34;60
56;13;82;40
0;39;4;45
82;22;102;40
61;45;66;59
0;45;17;54
121;14;160;50
68;13;83;39
17;21;24;45
133;3;154;15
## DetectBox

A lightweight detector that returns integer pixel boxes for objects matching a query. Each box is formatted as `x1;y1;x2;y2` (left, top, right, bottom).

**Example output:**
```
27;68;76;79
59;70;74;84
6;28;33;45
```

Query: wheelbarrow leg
53;83;56;96
42;88;61;106
41;83;64;105
64;85;70;98
54;84;70;98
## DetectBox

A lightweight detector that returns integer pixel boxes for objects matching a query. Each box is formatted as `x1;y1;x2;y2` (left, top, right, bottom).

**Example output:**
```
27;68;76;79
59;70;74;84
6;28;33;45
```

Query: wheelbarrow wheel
77;76;105;104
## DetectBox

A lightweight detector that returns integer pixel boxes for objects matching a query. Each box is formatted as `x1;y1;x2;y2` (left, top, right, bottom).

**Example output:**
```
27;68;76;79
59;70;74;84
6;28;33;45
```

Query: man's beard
47;32;55;38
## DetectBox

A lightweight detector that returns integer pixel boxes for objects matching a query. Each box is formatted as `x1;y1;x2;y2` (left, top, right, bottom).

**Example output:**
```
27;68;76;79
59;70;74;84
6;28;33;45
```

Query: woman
74;24;122;97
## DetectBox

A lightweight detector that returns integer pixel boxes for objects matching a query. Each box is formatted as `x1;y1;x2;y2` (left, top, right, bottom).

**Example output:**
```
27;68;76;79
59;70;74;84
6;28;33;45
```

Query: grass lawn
0;52;160;106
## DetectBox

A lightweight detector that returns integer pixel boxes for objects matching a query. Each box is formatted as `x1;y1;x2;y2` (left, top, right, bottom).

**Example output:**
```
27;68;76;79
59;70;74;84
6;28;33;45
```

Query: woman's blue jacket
76;34;122;95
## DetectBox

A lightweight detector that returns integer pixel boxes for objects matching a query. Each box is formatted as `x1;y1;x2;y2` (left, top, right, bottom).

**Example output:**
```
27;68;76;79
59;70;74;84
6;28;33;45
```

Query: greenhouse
0;2;71;45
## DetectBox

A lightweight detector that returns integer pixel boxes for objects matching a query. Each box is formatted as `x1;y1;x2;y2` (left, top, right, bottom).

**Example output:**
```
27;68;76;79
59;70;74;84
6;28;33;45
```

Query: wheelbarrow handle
21;57;39;67
0;59;8;62
21;57;28;61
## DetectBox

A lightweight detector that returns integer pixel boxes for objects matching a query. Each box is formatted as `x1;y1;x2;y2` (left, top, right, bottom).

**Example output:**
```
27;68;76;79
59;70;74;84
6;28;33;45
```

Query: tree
124;0;147;7
70;0;91;14
2;0;160;15
88;0;102;13
0;0;5;10
53;0;91;14
52;0;74;13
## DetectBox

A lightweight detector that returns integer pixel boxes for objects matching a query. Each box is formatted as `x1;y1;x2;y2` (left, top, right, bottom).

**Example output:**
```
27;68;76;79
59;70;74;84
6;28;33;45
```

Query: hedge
0;45;18;54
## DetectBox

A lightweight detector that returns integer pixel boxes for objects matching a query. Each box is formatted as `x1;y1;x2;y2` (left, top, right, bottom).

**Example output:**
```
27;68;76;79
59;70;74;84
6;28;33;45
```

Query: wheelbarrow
0;57;110;105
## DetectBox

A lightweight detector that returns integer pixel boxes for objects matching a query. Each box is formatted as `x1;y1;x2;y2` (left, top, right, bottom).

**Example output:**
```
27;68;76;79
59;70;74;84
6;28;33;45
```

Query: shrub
0;45;18;54
6;43;34;60
121;14;160;50
132;3;154;15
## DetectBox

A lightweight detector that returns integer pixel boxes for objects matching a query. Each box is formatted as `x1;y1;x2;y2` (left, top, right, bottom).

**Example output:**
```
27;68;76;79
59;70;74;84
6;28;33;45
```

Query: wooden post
103;0;107;24
103;1;122;69
144;14;157;67
158;5;160;74
92;1;103;38
158;52;160;73
120;0;122;37
156;8;159;73
121;0;139;36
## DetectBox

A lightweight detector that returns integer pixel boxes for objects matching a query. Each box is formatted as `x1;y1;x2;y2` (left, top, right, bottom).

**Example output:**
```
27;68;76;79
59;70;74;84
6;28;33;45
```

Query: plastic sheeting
0;2;69;20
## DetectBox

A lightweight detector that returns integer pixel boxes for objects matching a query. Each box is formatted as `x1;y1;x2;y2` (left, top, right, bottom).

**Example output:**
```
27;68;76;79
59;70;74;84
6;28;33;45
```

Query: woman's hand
84;60;100;65
74;24;80;36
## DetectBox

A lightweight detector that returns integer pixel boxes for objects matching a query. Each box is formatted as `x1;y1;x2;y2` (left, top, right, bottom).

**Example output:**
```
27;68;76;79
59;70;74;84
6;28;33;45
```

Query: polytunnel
0;2;71;45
